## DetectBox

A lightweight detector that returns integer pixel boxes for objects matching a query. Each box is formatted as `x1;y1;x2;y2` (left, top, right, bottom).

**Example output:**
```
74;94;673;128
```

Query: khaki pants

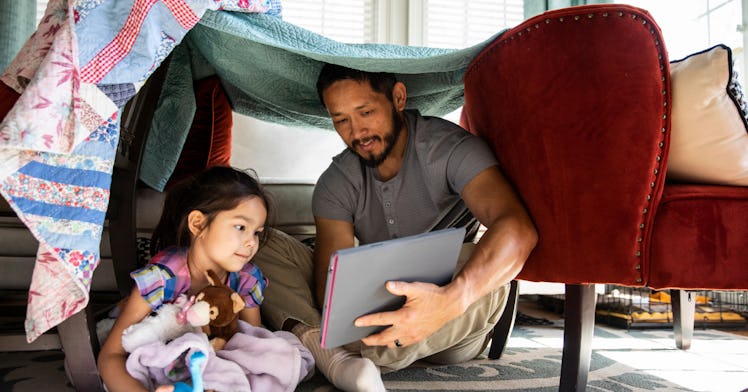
253;228;509;372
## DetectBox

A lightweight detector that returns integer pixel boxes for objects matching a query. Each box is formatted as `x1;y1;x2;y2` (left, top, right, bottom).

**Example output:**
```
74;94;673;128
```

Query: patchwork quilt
0;0;274;342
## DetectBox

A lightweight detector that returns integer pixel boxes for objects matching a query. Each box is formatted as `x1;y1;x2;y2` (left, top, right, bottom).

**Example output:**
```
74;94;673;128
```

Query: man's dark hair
316;63;398;107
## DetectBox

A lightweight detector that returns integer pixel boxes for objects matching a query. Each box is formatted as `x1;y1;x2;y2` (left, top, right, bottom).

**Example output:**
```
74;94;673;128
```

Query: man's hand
354;280;464;348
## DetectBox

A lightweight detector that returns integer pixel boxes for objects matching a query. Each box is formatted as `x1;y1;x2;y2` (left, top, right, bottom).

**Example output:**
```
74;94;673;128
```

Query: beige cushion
668;44;748;186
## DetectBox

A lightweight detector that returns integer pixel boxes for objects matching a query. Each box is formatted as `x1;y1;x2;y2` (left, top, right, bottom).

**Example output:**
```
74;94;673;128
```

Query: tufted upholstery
462;4;748;390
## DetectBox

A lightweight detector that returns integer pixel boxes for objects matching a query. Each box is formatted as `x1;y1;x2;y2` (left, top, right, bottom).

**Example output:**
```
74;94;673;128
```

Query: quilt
0;0;275;342
141;11;503;190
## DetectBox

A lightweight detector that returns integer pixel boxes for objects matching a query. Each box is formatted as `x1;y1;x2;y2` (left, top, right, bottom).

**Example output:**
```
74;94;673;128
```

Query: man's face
322;79;404;167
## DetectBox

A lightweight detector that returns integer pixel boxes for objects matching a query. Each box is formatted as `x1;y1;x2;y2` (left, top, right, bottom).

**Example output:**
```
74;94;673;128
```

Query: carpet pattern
2;324;747;391
297;325;748;392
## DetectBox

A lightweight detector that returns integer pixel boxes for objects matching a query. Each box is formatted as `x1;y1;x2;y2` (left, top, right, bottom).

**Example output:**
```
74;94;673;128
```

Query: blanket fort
0;0;501;343
0;0;273;342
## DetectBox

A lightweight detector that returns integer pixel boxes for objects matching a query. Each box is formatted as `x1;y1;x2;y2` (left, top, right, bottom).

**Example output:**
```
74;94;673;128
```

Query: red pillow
1;82;21;213
167;76;233;188
0;81;21;121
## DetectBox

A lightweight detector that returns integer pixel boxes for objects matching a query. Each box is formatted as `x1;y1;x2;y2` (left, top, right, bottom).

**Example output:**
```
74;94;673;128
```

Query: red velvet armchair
462;4;748;391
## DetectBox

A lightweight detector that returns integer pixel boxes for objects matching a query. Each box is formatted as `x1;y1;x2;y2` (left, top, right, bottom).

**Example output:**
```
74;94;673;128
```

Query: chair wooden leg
559;284;596;392
488;280;519;359
56;306;105;392
671;289;695;350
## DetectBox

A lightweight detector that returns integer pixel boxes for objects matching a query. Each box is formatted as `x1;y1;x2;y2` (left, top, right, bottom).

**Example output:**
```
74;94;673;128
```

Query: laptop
320;227;466;349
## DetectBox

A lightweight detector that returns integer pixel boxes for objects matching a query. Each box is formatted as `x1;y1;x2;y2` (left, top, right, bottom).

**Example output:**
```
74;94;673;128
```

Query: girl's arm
239;306;261;327
97;286;155;392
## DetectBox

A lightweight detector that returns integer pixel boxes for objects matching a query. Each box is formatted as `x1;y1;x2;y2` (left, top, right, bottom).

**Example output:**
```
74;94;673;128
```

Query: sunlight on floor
506;324;748;392
595;334;748;392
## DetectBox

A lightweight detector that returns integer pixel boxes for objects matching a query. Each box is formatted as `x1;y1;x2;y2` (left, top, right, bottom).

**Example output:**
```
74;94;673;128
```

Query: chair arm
462;4;671;285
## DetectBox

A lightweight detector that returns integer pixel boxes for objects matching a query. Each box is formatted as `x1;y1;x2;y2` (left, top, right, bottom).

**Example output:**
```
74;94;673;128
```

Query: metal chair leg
671;289;695;350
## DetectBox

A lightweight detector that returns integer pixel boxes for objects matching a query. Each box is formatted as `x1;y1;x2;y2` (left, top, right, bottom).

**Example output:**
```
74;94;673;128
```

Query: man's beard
352;107;404;168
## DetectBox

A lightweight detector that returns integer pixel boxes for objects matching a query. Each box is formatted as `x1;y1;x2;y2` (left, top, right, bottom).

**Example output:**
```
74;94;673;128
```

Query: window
282;0;524;48
421;0;525;48
35;0;47;24
622;0;745;82
282;0;375;44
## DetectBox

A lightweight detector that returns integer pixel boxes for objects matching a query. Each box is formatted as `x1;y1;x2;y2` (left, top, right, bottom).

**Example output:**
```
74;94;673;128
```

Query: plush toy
192;269;246;352
121;295;200;353
121;269;245;353
171;350;207;392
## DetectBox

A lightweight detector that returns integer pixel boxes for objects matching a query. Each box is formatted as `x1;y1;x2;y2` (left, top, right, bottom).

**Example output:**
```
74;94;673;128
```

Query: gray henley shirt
312;109;498;245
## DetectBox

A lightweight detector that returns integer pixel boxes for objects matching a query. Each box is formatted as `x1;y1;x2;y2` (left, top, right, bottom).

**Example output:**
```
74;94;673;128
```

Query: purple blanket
126;321;314;392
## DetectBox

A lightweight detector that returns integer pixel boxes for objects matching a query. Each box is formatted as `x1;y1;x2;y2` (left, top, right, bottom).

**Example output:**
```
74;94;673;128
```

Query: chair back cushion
462;5;670;285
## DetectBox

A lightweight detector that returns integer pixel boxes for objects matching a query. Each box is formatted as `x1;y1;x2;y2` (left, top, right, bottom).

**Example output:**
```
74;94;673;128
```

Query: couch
461;4;748;391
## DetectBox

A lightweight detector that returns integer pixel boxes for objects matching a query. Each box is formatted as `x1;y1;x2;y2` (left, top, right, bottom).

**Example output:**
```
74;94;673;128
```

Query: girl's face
191;196;267;273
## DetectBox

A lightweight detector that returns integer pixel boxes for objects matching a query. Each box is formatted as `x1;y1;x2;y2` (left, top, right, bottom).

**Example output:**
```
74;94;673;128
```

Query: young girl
98;166;273;392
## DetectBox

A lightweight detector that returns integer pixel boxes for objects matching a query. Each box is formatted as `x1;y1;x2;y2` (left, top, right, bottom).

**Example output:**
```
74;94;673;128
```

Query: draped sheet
140;11;504;190
0;0;274;342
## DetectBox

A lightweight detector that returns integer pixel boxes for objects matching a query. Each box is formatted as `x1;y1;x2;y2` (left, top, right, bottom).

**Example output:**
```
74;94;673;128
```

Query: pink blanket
126;321;314;392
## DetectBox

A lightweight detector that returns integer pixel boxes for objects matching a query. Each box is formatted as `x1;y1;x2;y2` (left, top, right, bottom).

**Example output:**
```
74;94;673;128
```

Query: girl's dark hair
315;63;398;107
150;166;274;256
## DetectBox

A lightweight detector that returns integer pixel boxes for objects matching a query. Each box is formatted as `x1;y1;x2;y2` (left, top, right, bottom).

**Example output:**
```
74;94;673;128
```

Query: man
254;64;537;391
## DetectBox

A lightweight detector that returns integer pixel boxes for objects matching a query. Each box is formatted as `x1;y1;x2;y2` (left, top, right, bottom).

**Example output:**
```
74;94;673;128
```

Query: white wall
230;113;345;183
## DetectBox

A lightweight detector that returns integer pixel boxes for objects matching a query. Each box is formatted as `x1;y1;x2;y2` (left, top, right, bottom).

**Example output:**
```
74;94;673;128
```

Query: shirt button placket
382;186;396;237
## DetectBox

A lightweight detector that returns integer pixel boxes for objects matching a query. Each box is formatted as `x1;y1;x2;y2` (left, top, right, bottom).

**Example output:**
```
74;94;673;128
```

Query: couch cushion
136;181;316;239
667;44;748;186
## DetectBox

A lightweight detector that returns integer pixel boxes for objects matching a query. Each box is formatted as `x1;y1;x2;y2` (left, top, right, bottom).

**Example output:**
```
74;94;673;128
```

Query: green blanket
142;10;504;190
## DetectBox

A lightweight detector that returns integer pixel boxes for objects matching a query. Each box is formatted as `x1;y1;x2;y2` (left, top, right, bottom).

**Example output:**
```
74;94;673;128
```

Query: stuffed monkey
193;269;246;351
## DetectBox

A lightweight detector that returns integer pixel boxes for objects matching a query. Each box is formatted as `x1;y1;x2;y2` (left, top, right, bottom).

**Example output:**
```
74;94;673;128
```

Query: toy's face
196;286;246;327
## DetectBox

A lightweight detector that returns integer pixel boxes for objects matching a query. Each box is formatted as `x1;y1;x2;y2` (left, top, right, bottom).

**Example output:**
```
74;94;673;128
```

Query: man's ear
188;210;207;237
393;82;407;111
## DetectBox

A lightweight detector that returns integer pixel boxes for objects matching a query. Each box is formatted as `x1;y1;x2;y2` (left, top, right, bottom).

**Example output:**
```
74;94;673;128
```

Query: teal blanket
142;10;504;190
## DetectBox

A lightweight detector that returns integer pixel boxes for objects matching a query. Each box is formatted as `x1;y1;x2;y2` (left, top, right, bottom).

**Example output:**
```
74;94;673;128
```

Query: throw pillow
0;81;20;122
166;76;233;189
667;44;748;186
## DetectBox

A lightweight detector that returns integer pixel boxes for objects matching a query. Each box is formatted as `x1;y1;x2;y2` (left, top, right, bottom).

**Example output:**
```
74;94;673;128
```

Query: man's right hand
312;217;356;305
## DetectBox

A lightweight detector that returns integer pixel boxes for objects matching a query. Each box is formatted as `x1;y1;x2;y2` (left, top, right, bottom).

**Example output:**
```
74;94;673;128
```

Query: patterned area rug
2;324;747;392
297;324;748;392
